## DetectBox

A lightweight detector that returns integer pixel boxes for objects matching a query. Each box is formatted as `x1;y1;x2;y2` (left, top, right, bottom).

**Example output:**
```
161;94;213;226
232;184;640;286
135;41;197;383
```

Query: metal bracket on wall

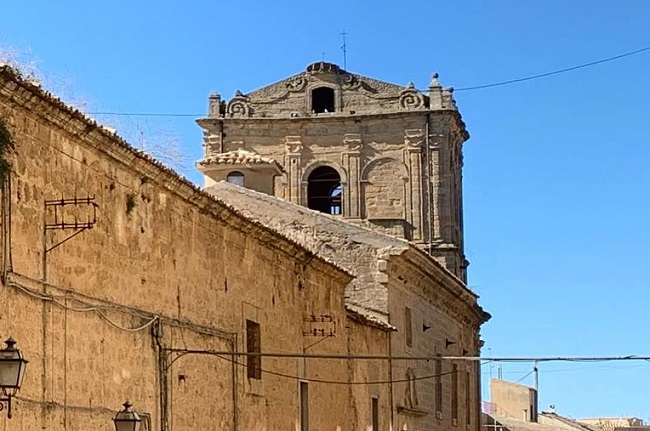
0;395;12;418
44;195;98;253
302;314;336;337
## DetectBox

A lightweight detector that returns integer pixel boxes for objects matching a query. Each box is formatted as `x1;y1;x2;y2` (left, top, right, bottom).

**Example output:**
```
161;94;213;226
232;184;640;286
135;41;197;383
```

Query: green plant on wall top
0;119;14;182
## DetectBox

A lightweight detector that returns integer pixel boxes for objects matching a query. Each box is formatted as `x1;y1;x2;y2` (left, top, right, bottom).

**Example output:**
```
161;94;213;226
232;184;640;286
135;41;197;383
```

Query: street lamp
113;401;141;431
0;337;28;418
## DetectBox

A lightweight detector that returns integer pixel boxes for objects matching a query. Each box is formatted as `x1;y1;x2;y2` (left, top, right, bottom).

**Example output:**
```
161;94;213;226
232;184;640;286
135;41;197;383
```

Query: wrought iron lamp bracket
0;395;13;418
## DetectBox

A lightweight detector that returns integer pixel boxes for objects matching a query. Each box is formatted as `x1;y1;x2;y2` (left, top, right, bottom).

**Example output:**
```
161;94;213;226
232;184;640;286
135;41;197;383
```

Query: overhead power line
164;348;650;363
168;350;485;385
83;44;650;117
455;44;650;91
166;349;650;385
220;353;483;385
87;111;198;117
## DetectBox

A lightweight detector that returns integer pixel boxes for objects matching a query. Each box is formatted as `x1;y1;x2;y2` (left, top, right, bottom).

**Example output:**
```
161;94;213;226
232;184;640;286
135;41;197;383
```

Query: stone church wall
387;250;484;431
0;68;389;431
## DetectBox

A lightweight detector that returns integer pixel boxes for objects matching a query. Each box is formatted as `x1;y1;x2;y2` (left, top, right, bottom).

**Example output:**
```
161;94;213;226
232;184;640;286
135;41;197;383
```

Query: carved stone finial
234;89;243;97
429;73;441;88
441;87;457;110
208;92;222;118
406;82;415;89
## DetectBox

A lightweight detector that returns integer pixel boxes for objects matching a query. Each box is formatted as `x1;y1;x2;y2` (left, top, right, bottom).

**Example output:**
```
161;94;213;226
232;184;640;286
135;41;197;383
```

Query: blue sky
3;0;650;419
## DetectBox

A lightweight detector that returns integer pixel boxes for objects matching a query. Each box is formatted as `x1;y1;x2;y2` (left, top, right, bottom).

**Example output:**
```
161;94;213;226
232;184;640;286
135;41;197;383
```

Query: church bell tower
196;62;470;282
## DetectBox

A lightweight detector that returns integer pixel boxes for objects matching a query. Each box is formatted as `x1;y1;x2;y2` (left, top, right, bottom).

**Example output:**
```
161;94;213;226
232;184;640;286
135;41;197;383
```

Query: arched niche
360;157;409;219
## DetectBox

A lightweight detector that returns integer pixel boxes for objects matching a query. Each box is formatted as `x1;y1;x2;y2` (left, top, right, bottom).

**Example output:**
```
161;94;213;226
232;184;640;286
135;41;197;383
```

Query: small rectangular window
404;307;412;348
246;319;261;380
300;381;309;431
371;397;379;431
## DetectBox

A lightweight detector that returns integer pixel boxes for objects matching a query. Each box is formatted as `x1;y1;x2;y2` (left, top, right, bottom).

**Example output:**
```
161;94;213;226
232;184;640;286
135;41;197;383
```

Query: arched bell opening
307;166;342;215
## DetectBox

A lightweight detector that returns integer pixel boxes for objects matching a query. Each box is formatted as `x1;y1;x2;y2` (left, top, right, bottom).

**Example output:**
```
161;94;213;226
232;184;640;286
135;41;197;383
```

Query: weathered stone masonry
198;63;470;282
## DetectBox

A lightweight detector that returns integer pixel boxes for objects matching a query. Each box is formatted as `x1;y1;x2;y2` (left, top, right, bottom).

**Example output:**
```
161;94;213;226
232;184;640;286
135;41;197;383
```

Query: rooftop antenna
339;29;348;69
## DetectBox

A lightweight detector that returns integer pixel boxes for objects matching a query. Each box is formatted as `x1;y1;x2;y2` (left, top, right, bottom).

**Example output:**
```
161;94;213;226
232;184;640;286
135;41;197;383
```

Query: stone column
404;129;424;241
284;136;303;204
341;133;362;218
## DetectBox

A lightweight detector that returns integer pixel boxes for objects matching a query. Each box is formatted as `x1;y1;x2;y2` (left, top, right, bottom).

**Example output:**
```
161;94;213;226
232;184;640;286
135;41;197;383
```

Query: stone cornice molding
196;109;466;127
394;248;490;327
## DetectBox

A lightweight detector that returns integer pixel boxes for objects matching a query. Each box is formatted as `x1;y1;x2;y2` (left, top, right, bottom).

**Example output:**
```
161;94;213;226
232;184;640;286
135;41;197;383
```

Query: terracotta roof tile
197;149;280;167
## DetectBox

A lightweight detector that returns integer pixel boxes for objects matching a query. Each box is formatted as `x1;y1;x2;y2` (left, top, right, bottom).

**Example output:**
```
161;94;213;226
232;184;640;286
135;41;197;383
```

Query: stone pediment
220;61;429;117
246;62;408;101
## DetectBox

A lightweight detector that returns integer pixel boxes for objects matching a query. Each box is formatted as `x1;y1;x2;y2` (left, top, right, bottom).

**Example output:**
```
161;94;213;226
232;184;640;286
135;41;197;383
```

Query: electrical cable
96;310;158;332
81;45;650;118
7;272;235;340
455;45;650;91
514;370;534;383
87;112;198;117
6;279;158;332
162;348;650;363
202;351;487;385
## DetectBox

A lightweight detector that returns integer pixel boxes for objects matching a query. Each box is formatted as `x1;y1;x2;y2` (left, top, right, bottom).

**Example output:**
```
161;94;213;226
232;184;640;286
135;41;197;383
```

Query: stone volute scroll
399;82;425;110
341;73;362;90
226;90;252;117
286;76;308;92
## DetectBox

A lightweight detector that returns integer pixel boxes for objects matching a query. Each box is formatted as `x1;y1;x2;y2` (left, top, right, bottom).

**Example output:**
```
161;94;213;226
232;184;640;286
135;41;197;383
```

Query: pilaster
428;129;442;242
404;129;424;241
284;136;303;204
341;133;362;218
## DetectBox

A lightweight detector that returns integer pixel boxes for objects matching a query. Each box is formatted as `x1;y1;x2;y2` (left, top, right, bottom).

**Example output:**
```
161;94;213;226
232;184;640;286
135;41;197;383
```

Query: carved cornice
393;248;490;328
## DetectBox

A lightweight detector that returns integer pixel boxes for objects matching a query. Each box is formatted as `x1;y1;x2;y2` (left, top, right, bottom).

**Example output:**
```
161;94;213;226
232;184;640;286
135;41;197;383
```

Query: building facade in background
482;378;648;431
